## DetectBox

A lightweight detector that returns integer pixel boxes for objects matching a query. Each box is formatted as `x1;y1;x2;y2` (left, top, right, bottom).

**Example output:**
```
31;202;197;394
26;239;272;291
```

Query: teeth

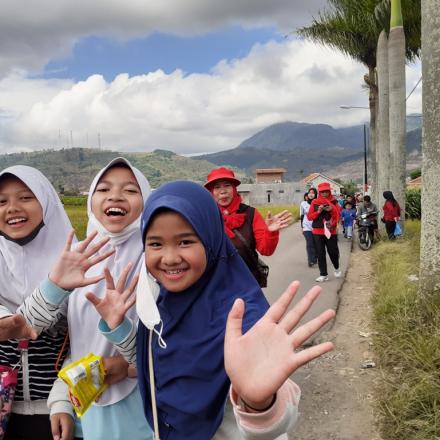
105;207;127;215
166;269;184;274
7;218;26;225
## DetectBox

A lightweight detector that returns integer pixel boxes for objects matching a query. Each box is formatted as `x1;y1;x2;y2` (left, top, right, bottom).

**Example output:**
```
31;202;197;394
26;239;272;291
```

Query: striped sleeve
16;278;70;334
99;317;137;364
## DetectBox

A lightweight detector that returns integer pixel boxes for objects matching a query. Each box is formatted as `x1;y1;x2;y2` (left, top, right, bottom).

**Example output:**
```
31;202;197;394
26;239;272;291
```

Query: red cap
317;182;331;192
204;167;241;190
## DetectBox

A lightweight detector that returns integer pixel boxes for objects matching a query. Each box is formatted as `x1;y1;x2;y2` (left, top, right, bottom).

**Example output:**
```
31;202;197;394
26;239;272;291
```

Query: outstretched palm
49;230;115;290
266;210;293;232
86;264;138;330
224;282;335;409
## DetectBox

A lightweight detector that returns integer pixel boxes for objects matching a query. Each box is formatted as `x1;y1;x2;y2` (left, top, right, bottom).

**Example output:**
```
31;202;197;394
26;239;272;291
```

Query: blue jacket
341;208;356;227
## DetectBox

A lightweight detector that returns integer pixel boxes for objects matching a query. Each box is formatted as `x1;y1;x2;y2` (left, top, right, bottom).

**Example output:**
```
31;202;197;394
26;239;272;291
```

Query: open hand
86;263;138;330
49;230;115;290
224;281;335;409
0;315;38;341
266;210;293;232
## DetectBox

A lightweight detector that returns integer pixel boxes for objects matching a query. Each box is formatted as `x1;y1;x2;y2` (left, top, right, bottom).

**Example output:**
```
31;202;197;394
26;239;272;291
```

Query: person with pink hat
307;182;341;282
204;167;292;287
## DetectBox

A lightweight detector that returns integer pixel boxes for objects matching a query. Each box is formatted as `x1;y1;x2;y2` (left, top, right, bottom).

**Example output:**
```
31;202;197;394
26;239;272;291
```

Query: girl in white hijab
21;158;153;440
0;166;72;440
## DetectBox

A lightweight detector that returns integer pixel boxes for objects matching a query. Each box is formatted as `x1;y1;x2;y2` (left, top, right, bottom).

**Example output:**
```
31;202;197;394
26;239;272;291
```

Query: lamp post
340;105;369;195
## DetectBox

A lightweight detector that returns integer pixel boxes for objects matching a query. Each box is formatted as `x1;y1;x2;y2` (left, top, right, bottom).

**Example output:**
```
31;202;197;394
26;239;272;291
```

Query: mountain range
195;119;422;181
0;117;422;193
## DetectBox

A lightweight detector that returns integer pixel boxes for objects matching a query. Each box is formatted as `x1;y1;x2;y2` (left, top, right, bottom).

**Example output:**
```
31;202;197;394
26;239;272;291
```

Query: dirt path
291;242;382;440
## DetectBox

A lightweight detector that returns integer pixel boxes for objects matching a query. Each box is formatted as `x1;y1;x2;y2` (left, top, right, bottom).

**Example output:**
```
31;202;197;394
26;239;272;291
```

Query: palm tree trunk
388;0;407;225
376;30;390;225
368;67;377;200
420;0;440;295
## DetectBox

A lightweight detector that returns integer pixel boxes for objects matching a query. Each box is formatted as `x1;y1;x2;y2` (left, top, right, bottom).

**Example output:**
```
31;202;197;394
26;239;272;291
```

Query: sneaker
315;275;329;282
334;269;342;278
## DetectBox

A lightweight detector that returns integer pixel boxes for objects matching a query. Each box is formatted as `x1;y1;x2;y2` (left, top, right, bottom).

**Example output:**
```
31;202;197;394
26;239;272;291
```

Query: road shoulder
291;242;382;440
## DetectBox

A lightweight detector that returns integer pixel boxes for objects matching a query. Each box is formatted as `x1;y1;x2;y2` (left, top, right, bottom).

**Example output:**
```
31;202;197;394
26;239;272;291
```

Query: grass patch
65;206;88;240
371;220;440;440
256;205;300;223
63;201;301;241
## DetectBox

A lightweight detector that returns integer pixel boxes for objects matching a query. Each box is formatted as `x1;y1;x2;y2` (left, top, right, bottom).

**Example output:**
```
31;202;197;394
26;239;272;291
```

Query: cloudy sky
0;0;422;155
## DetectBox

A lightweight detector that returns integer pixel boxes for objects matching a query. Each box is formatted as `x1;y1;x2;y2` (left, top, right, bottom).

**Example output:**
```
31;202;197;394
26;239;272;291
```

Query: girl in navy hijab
91;181;336;440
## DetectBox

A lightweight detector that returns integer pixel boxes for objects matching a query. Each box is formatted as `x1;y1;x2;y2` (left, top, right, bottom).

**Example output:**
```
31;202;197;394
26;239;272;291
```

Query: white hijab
68;158;150;406
0;166;72;312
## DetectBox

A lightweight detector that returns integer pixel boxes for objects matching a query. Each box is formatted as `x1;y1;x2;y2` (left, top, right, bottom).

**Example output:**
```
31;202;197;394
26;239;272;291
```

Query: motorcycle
357;211;378;251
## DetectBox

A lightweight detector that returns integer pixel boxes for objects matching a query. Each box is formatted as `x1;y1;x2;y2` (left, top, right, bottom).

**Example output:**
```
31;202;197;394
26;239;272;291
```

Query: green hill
0;148;221;193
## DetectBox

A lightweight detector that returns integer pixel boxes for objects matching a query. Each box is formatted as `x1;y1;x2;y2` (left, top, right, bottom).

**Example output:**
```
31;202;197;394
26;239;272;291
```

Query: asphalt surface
261;223;353;341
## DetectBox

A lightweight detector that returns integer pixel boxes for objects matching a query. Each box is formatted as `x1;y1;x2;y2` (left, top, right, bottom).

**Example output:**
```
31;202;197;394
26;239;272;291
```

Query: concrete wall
238;182;304;206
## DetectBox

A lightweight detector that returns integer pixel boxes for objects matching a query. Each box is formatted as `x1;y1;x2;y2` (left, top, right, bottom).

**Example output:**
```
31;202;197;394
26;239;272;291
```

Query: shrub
406;189;421;219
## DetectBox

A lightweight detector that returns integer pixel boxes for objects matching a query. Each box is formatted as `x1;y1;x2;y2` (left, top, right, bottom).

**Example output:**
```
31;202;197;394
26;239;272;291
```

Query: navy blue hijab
137;181;269;440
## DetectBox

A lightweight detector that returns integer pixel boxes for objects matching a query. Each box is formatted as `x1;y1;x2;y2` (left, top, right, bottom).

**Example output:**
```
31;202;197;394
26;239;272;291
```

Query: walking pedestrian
300;189;318;267
382;191;401;240
341;201;356;239
307;182;341;282
204;167;291;287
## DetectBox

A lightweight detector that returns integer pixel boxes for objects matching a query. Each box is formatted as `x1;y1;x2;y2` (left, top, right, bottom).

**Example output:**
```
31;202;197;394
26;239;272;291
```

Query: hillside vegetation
0;148;220;193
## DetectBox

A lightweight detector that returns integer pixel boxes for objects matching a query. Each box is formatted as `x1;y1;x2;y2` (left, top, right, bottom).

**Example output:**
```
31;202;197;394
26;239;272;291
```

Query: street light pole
340;105;369;195
363;124;368;195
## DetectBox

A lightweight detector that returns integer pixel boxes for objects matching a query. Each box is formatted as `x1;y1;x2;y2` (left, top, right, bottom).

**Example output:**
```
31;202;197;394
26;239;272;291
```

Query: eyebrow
96;180;140;187
0;190;34;196
146;232;199;240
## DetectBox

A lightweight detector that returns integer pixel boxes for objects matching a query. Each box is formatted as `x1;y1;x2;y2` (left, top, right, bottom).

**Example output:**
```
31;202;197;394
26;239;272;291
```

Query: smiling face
91;165;143;233
0;175;43;240
211;180;235;208
145;211;207;293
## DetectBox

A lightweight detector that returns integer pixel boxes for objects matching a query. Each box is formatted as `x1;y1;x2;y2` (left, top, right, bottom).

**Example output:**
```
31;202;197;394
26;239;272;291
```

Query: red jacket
252;209;279;255
383;201;401;221
307;198;340;235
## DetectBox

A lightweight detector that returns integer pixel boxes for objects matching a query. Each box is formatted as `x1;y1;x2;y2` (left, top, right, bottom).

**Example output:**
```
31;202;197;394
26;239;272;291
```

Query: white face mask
136;261;166;348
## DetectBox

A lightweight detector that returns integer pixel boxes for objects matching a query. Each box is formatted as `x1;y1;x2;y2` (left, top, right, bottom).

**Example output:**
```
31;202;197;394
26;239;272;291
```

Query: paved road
261;223;353;341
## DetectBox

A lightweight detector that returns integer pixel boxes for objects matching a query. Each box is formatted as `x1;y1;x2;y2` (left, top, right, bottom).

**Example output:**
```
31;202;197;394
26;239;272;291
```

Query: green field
62;196;299;240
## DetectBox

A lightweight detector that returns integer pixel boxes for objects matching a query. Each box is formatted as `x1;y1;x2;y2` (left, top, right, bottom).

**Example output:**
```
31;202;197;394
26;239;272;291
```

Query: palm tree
298;0;380;197
419;0;440;295
388;0;407;224
298;0;421;203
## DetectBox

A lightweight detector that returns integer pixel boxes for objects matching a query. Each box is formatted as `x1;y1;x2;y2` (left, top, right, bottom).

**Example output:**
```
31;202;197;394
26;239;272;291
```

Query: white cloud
0;39;421;155
0;0;328;77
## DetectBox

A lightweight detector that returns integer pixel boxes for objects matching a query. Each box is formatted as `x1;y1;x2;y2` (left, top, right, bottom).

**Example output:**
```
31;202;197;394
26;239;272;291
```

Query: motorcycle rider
357;195;378;238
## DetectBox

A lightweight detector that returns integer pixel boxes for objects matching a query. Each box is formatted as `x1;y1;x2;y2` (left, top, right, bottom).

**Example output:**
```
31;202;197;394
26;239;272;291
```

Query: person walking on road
205;167;292;287
382;191;401;240
300;189;318;267
307;182;341;282
341;201;356;239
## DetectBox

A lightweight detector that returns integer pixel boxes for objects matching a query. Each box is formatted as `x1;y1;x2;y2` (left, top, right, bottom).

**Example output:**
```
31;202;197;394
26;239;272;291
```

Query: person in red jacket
204;167;292;287
382;191;401;240
307;182;341;282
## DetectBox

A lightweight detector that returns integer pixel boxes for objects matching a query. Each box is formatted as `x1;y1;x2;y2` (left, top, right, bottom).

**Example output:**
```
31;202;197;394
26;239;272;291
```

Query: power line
406;76;422;101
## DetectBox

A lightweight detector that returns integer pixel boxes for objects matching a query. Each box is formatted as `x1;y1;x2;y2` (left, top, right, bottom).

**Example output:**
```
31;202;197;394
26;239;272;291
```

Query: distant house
407;176;422;190
255;168;287;184
302;173;343;195
235;167;304;205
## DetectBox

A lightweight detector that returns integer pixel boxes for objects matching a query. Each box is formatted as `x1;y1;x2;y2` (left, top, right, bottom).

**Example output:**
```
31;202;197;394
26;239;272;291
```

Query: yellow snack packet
58;353;107;417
